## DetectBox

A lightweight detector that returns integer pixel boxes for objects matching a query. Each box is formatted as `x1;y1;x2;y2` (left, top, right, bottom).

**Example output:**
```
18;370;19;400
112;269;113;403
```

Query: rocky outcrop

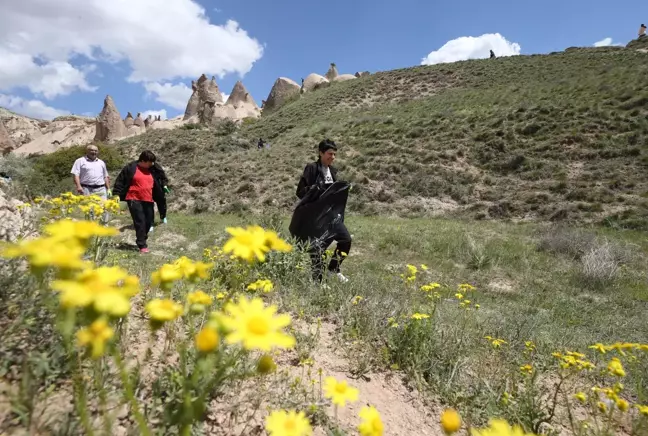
0;108;45;146
224;81;261;119
334;74;356;82
325;63;339;81
133;113;145;128
198;75;224;105
263;77;301;112
144;115;153;128
94;95;126;142
303;73;330;92
0;186;34;243
124;112;134;128
183;80;201;121
0;119;16;155
355;71;370;78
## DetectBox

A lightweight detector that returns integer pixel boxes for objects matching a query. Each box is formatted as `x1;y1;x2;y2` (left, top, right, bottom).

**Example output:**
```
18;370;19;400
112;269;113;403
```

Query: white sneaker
149;226;154;233
328;271;349;283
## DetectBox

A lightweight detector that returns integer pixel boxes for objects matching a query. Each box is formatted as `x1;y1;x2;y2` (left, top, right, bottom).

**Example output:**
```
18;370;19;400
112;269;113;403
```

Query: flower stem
112;349;151;436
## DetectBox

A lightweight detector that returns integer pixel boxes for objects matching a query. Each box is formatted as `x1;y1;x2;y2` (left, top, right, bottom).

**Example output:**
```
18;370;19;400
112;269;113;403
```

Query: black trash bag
289;181;350;243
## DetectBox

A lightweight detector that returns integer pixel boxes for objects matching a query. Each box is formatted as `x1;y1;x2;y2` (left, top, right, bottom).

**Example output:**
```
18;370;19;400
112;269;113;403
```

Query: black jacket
296;161;338;199
152;162;169;187
113;161;165;202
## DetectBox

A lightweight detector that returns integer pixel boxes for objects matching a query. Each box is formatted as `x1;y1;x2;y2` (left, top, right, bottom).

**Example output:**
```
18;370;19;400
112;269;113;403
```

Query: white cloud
0;0;263;99
421;33;521;65
141;109;168;120
0;94;70;120
144;82;193;110
221;92;230;102
593;37;622;47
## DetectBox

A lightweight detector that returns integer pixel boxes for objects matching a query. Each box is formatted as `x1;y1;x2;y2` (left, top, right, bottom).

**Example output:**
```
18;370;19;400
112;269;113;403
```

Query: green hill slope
118;46;648;228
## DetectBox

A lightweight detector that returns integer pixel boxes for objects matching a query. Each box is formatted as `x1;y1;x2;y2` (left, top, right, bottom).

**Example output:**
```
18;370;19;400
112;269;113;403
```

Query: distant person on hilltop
258;138;265;149
70;144;111;200
113;150;165;254
289;139;352;284
149;162;170;232
490;50;496;59
639;24;646;38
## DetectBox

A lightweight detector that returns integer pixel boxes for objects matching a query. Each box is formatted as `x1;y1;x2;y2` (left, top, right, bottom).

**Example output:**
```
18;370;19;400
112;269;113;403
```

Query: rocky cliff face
0;119;16;155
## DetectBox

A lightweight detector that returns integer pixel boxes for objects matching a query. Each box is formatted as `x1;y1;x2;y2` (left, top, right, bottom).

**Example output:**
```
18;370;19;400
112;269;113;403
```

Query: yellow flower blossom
607;358;626;377
265;410;312;436
173;256;213;281
411;313;430;320
146;299;184;323
264;230;293;253
44;219;118;242
187;290;213;306
459;283;476;292
589;343;607;354
323;377;359;407
616;398;629;412
471;419;537;436
440;409;461;434
219;296;295;351
358;406;384;436
195;327;219;352
351;295;363;305
151;264;184;288
574;392;587;403
420;264;428;271
597;402;608;413
637;405;648;416
223;225;272;262
420;283;441;292
77;318;114;359
247;279;274;293
520;364;533;375
2;236;86;270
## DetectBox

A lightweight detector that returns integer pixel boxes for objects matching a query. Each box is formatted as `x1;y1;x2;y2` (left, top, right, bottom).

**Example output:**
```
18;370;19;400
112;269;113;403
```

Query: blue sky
0;0;644;120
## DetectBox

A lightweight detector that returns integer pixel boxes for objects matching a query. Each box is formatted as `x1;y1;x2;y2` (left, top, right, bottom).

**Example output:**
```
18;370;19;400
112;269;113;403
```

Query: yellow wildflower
358;406;384;436
257;354;277;374
490;339;507;348
265;410;312;436
459;283;476;292
420;264;428;271
455;293;464;300
520;364;533;375
637;405;648;416
173;256;213;281
471;419;537;436
2;236;86;270
323;377;359;407
411;313;430;320
146;299;184;323
264;230;293;253
607;358;626;377
223;225;271;262
351;295;363;305
151;264;183;289
247;279;274;293
440;408;461;435
44;219;118;242
616;398;629;412
574;392;587;403
589;343;607;354
77;318;114;359
187;290;213;306
195;327;219;353
219;296;295;351
406;264;418;275
420;282;441;292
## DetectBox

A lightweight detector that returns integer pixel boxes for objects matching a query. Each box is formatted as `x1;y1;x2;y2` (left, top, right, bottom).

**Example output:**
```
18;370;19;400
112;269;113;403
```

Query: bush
580;243;621;286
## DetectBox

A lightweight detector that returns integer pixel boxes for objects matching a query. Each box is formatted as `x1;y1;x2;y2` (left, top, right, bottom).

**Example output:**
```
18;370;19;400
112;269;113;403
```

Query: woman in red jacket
113;150;164;253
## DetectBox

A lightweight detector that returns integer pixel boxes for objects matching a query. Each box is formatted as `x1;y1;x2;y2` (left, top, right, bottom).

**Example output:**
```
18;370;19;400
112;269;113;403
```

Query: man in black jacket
149;162;170;232
112;151;164;253
295;139;352;283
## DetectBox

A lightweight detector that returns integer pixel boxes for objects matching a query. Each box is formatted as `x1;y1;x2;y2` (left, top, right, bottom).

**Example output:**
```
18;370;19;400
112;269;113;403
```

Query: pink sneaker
140;248;150;254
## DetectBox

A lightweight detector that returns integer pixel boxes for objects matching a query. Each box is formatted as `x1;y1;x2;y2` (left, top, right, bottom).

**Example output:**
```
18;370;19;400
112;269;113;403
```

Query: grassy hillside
109;47;648;228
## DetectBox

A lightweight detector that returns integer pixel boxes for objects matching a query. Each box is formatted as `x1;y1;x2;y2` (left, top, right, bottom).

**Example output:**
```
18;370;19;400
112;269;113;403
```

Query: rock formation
144;115;153;128
94;95;127;142
183;80;201;120
222;81;261;119
355;71;371;78
124;112;134;128
303;73;330;92
325;63;339;81
0;187;34;244
133;113;145;128
0;119;16;155
263;77;301;112
334;74;357;82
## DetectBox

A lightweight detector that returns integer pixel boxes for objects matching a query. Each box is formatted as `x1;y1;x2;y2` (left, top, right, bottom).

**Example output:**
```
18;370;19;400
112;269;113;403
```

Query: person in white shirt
70;145;111;200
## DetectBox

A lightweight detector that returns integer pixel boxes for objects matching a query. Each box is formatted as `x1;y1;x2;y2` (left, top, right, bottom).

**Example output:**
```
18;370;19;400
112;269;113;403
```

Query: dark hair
318;139;337;153
138;150;156;163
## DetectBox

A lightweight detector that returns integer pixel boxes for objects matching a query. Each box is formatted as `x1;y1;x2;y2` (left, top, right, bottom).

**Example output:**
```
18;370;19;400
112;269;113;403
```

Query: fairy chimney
325;63;339;81
133;113;145;128
183;80;200;120
94;95;127;142
0;119;16;155
144;115;152;128
225;81;259;109
263;77;300;112
124;112;134;128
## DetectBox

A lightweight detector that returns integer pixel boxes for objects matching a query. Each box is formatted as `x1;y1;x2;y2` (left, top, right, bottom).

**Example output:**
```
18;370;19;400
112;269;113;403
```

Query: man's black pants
155;195;167;221
127;200;154;249
308;223;352;282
